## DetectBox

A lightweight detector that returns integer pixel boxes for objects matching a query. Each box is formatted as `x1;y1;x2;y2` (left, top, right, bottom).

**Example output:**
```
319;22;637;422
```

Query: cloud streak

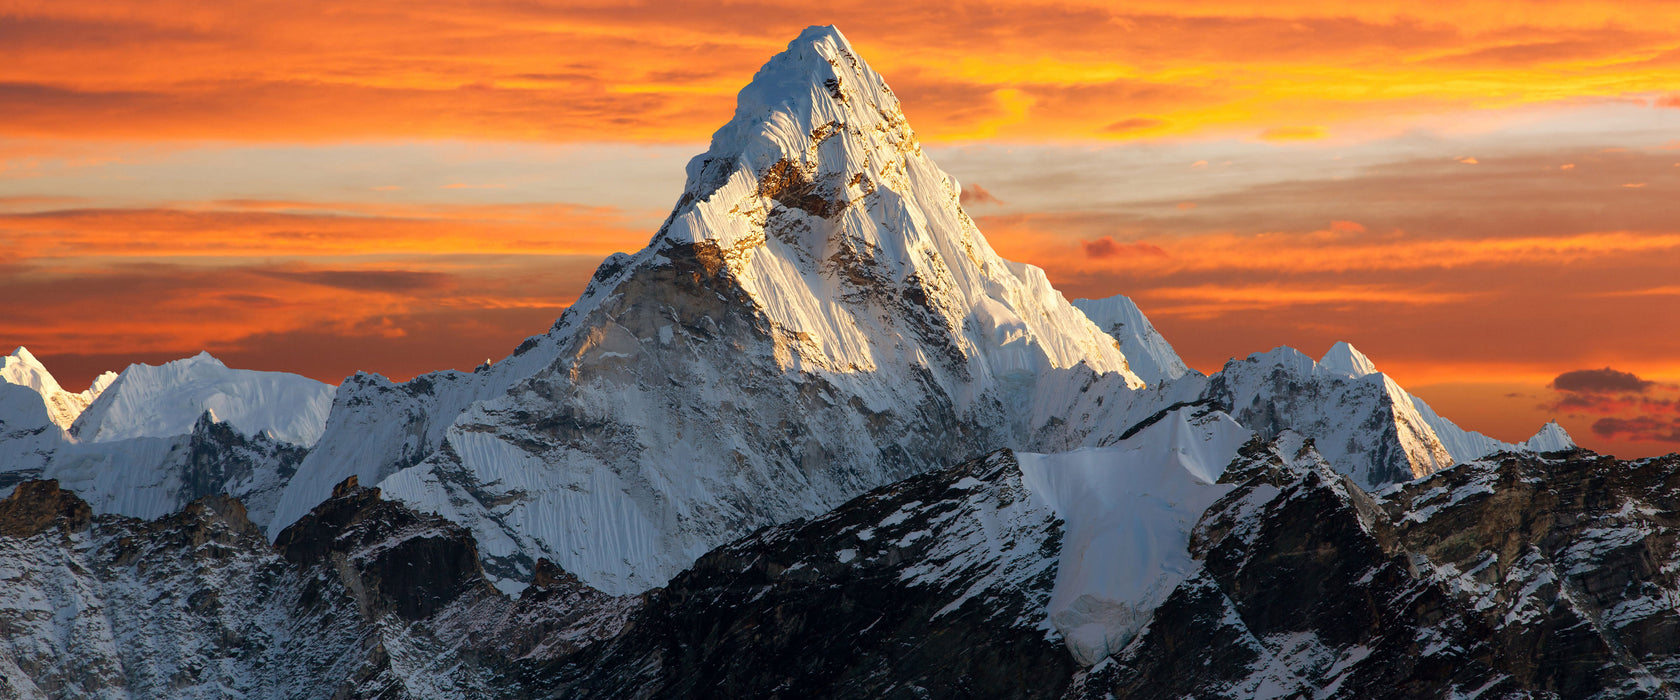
1552;367;1656;394
959;183;1004;206
0;201;652;260
7;2;1680;143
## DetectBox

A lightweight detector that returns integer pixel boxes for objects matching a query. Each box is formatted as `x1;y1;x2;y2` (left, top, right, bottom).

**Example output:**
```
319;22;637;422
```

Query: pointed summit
3;346;62;397
613;24;1139;387
658;24;905;254
1319;341;1379;378
2;346;108;431
1521;420;1576;453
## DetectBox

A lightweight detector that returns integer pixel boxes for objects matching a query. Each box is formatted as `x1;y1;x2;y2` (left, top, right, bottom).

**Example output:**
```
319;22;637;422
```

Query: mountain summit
274;25;1147;594
617;24;1137;387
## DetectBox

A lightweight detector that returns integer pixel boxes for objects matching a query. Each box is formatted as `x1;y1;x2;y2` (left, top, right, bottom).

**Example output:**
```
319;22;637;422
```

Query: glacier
1019;407;1252;664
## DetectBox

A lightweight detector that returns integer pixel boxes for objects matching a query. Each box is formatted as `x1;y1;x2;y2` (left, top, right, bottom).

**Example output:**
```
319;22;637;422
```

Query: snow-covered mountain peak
2;347;63;399
1208;343;1578;488
654;24;904;252
187;350;226;367
1249;345;1319;376
1318;341;1379;378
1;346;111;431
619;23;1137;387
1071;295;1196;387
87;370;119;396
1244;342;1381;382
1521;420;1576;453
71;352;335;447
1209;345;1453;489
312;26;1149;595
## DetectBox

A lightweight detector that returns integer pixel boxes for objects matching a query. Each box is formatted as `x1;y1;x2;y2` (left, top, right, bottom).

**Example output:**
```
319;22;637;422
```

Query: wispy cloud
7;2;1680;142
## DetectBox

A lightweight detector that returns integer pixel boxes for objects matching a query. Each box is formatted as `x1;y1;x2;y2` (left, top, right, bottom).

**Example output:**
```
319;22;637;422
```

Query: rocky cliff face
0;479;381;699
540;448;1074;698
0;449;1070;699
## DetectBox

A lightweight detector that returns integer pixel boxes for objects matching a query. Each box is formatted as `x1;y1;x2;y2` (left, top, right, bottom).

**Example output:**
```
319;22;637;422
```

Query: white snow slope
269;338;565;541
1018;407;1252;664
1519;420;1575;453
1072;295;1196;387
275;25;1153;595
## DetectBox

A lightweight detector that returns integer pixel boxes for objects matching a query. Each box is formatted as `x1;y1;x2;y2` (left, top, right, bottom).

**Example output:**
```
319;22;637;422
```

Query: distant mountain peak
3;346;62;397
71;351;334;447
1072;295;1197;387
1;346;108;431
1521;419;1576;453
8;346;41;366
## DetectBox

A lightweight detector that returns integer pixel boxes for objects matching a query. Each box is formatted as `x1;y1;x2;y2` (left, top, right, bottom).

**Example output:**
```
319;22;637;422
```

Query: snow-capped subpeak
2;347;61;397
1520;420;1575;453
1072;295;1196;387
1;347;112;431
1205;345;1452;489
1207;343;1581;489
71;351;335;447
1318;341;1378;378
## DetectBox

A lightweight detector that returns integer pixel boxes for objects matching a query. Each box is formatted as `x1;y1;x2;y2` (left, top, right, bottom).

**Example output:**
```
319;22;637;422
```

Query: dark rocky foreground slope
0;476;634;698
4;444;1680;698
1080;444;1680;699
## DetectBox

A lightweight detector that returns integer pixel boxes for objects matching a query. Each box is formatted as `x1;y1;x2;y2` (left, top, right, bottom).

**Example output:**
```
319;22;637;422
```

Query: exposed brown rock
758;158;841;218
0;479;91;538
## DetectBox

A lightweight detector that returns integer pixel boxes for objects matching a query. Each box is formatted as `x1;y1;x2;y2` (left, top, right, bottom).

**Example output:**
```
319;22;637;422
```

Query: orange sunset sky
3;1;1679;457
